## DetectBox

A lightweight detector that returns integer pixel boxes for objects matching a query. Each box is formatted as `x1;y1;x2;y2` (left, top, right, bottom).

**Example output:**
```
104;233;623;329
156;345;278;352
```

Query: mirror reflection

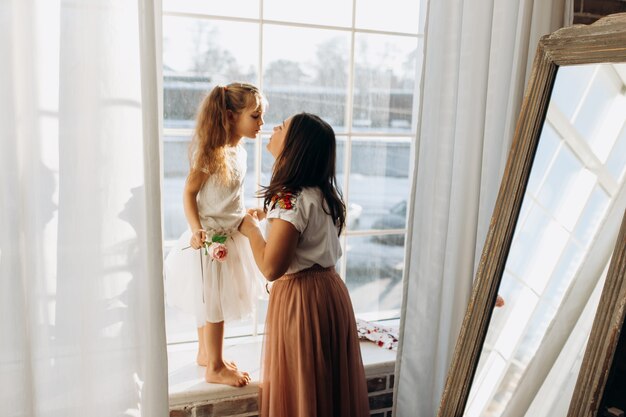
465;62;626;417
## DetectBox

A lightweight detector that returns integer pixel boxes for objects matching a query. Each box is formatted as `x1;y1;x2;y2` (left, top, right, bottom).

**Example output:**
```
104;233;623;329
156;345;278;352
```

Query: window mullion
339;0;358;282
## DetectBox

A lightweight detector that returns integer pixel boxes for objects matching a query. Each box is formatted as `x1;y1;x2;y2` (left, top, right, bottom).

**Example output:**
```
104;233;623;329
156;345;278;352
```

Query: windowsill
167;336;397;407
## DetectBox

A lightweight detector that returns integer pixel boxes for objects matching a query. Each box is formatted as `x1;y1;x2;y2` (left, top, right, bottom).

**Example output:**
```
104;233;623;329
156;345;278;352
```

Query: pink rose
208;242;228;262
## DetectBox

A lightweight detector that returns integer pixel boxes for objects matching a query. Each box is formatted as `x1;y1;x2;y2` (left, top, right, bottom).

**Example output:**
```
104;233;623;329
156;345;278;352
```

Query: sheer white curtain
394;1;572;416
0;1;168;416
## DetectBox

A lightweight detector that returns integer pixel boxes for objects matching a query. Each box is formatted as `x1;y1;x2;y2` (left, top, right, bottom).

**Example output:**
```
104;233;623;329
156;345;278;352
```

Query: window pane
261;136;273;187
263;0;352;27
353;33;419;133
506;205;549;281
466;352;507;417
242;138;260;208
573;65;622;159
537;143;583;215
356;0;421;34
513;299;556;365
262;25;350;132
348;138;411;231
526;122;560;196
544;240;585;306
572;184;610;244
163;16;259;128
345;235;405;318
163;0;259;19
551;64;595;121
163;135;190;241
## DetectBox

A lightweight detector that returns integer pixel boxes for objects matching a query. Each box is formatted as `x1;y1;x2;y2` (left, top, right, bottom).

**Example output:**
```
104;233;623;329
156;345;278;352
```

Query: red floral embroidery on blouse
271;192;297;210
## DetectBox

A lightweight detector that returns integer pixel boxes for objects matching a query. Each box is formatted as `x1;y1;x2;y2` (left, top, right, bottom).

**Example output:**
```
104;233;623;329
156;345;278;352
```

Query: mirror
437;13;626;417
465;62;626;417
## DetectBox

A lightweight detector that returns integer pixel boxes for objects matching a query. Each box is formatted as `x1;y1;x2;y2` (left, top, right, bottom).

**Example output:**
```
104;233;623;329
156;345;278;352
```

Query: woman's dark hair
261;112;346;234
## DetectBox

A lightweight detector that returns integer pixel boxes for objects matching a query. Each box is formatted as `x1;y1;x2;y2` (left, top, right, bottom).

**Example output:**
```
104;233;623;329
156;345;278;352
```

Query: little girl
165;82;264;387
239;113;370;416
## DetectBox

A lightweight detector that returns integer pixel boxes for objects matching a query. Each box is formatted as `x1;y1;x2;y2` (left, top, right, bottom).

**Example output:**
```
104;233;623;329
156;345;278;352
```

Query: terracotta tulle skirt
260;266;370;417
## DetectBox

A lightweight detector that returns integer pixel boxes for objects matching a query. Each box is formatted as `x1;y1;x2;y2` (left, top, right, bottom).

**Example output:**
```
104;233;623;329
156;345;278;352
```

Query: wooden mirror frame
437;13;626;417
570;209;626;415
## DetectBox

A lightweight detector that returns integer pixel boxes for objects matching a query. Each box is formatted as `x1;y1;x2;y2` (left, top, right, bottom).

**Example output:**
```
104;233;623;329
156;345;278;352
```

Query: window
161;0;424;344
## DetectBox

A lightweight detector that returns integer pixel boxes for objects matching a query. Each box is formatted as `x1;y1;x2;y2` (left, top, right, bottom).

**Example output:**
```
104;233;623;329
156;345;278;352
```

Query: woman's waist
278;264;337;281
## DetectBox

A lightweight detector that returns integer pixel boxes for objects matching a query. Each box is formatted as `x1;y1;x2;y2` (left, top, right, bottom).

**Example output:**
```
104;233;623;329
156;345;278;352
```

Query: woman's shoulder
269;189;300;211
268;187;318;211
286;187;322;204
296;188;327;214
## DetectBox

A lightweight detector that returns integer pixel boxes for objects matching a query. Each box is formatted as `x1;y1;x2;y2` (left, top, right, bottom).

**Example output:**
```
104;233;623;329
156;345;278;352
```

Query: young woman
239;113;370;416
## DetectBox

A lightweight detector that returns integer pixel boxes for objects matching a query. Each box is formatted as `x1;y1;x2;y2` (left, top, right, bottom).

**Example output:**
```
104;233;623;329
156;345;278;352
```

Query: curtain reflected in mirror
465;62;626;417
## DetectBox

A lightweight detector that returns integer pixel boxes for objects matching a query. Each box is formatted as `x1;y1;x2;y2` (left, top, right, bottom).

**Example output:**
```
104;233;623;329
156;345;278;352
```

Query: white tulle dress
164;145;262;326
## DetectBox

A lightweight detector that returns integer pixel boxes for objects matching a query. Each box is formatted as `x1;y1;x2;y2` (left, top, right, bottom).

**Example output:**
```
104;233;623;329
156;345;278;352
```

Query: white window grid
161;4;423;336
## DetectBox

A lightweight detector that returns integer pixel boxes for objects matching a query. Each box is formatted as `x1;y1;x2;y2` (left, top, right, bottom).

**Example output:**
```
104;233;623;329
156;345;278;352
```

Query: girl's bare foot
204;363;251;387
196;353;240;371
224;360;240;371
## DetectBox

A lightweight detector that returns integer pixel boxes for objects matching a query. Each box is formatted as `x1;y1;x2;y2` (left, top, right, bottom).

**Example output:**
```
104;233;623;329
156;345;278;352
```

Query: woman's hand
239;212;261;238
190;229;207;249
247;208;266;221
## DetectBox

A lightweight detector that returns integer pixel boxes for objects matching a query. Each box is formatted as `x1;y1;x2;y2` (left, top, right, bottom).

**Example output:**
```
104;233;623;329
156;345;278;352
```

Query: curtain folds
0;1;168;416
394;1;572;416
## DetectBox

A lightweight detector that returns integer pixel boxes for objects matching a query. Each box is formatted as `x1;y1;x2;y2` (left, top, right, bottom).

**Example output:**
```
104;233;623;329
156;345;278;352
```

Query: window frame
161;3;424;342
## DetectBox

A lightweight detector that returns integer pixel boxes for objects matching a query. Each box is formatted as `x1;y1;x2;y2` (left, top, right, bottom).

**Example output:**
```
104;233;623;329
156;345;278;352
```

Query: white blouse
266;187;342;274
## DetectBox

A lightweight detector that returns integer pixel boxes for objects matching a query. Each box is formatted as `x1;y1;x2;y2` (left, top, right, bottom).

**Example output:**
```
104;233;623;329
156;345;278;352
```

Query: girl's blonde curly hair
190;82;264;184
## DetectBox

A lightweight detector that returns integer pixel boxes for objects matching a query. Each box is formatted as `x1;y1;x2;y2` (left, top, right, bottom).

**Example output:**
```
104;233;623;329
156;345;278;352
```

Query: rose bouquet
204;234;228;262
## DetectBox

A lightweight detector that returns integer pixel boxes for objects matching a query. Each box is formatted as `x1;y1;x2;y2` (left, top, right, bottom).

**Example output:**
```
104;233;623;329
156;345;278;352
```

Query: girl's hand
247;208;266;221
495;295;505;308
190;229;207;249
239;212;261;238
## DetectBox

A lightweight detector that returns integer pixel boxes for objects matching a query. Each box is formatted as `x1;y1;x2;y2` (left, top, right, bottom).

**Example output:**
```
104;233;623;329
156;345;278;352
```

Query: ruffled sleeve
266;191;306;232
